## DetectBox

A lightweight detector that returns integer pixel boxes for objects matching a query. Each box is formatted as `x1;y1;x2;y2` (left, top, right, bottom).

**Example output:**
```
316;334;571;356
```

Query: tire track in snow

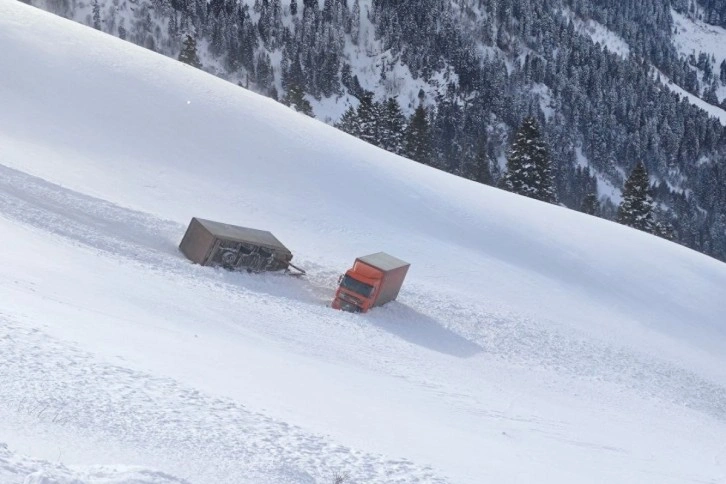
0;162;334;309
2;161;725;426
0;163;190;272
0;163;452;481
0;442;189;484
2;161;725;479
0;319;447;483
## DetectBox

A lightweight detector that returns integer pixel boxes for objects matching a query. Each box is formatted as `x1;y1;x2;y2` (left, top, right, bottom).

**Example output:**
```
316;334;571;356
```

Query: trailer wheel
221;250;237;266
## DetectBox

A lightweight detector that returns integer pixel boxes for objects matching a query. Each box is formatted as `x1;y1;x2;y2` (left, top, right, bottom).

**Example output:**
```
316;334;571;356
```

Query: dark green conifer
178;34;202;68
380;98;406;155
282;84;314;117
581;193;599;215
92;0;102;30
617;162;655;232
356;93;381;146
336;105;360;137
503;117;556;203
404;104;433;165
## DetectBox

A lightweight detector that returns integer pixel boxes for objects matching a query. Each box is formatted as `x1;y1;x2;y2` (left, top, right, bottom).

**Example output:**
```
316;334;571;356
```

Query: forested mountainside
677;0;726;29
26;0;726;262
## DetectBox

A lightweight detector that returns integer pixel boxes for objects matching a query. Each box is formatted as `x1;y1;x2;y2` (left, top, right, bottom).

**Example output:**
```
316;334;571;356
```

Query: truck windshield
341;275;374;298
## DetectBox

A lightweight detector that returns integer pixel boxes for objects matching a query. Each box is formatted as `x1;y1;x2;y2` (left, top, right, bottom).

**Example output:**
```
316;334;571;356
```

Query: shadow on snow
365;302;483;359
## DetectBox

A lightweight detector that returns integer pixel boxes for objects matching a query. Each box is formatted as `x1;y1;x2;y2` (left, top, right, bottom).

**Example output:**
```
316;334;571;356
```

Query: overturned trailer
179;217;303;274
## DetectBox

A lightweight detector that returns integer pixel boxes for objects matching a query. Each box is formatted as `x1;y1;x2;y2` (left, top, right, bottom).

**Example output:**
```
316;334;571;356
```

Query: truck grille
339;291;361;305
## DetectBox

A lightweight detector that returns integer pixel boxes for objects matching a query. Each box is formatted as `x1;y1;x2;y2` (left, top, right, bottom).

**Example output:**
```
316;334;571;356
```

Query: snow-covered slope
663;8;726;125
561;7;631;59
1;2;726;483
0;443;187;484
672;8;726;104
657;70;726;125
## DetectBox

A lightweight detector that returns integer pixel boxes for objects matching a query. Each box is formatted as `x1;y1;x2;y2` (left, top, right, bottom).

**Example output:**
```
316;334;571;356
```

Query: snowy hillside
26;0;726;265
2;2;726;483
29;0;439;122
670;8;726;121
561;6;631;59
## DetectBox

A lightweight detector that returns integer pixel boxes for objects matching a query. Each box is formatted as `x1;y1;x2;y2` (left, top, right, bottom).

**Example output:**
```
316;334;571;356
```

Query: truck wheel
221;250;237;267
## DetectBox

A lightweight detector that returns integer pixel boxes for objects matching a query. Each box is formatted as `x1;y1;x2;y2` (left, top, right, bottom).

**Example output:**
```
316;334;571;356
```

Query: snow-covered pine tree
531;121;556;204
652;209;676;241
282;84;314;116
178;34;201;68
503;117;556;203
336;105;360;137
704;82;719;105
356;93;381;146
617;162;655;233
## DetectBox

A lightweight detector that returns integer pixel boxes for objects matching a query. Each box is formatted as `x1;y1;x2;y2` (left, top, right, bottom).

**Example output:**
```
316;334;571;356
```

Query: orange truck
332;252;410;313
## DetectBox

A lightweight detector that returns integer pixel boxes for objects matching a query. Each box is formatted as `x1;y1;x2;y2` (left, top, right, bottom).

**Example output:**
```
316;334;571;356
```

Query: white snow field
2;2;726;483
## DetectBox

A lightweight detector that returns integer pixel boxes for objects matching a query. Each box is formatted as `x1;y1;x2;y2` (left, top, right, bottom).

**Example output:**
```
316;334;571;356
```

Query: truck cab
333;269;380;313
332;252;410;313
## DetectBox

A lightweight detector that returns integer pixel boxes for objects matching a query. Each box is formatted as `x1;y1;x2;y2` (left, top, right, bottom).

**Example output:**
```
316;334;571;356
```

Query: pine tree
337;105;360;137
703;81;719;105
341;64;364;99
380;97;406;155
255;51;275;93
404;104;433;165
290;0;297;15
167;12;179;42
356;93;381;146
467;136;493;185
282;84;314;117
351;0;360;45
617;162;655;233
503;117;556;203
92;0;102;30
178;34;202;68
653;215;676;241
581;193;599;215
118;18;126;40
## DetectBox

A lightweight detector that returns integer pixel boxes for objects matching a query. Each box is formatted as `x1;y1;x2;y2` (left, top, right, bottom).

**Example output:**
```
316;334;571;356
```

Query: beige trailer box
179;217;294;272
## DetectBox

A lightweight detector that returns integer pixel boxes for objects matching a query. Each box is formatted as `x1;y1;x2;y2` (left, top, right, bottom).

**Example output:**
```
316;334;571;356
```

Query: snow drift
1;2;726;483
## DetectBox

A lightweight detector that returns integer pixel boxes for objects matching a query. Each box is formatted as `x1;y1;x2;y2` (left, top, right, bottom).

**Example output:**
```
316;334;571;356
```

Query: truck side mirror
337;275;343;285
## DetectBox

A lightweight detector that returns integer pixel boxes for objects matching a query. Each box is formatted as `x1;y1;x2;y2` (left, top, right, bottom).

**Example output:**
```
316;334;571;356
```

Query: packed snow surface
2;2;726;483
